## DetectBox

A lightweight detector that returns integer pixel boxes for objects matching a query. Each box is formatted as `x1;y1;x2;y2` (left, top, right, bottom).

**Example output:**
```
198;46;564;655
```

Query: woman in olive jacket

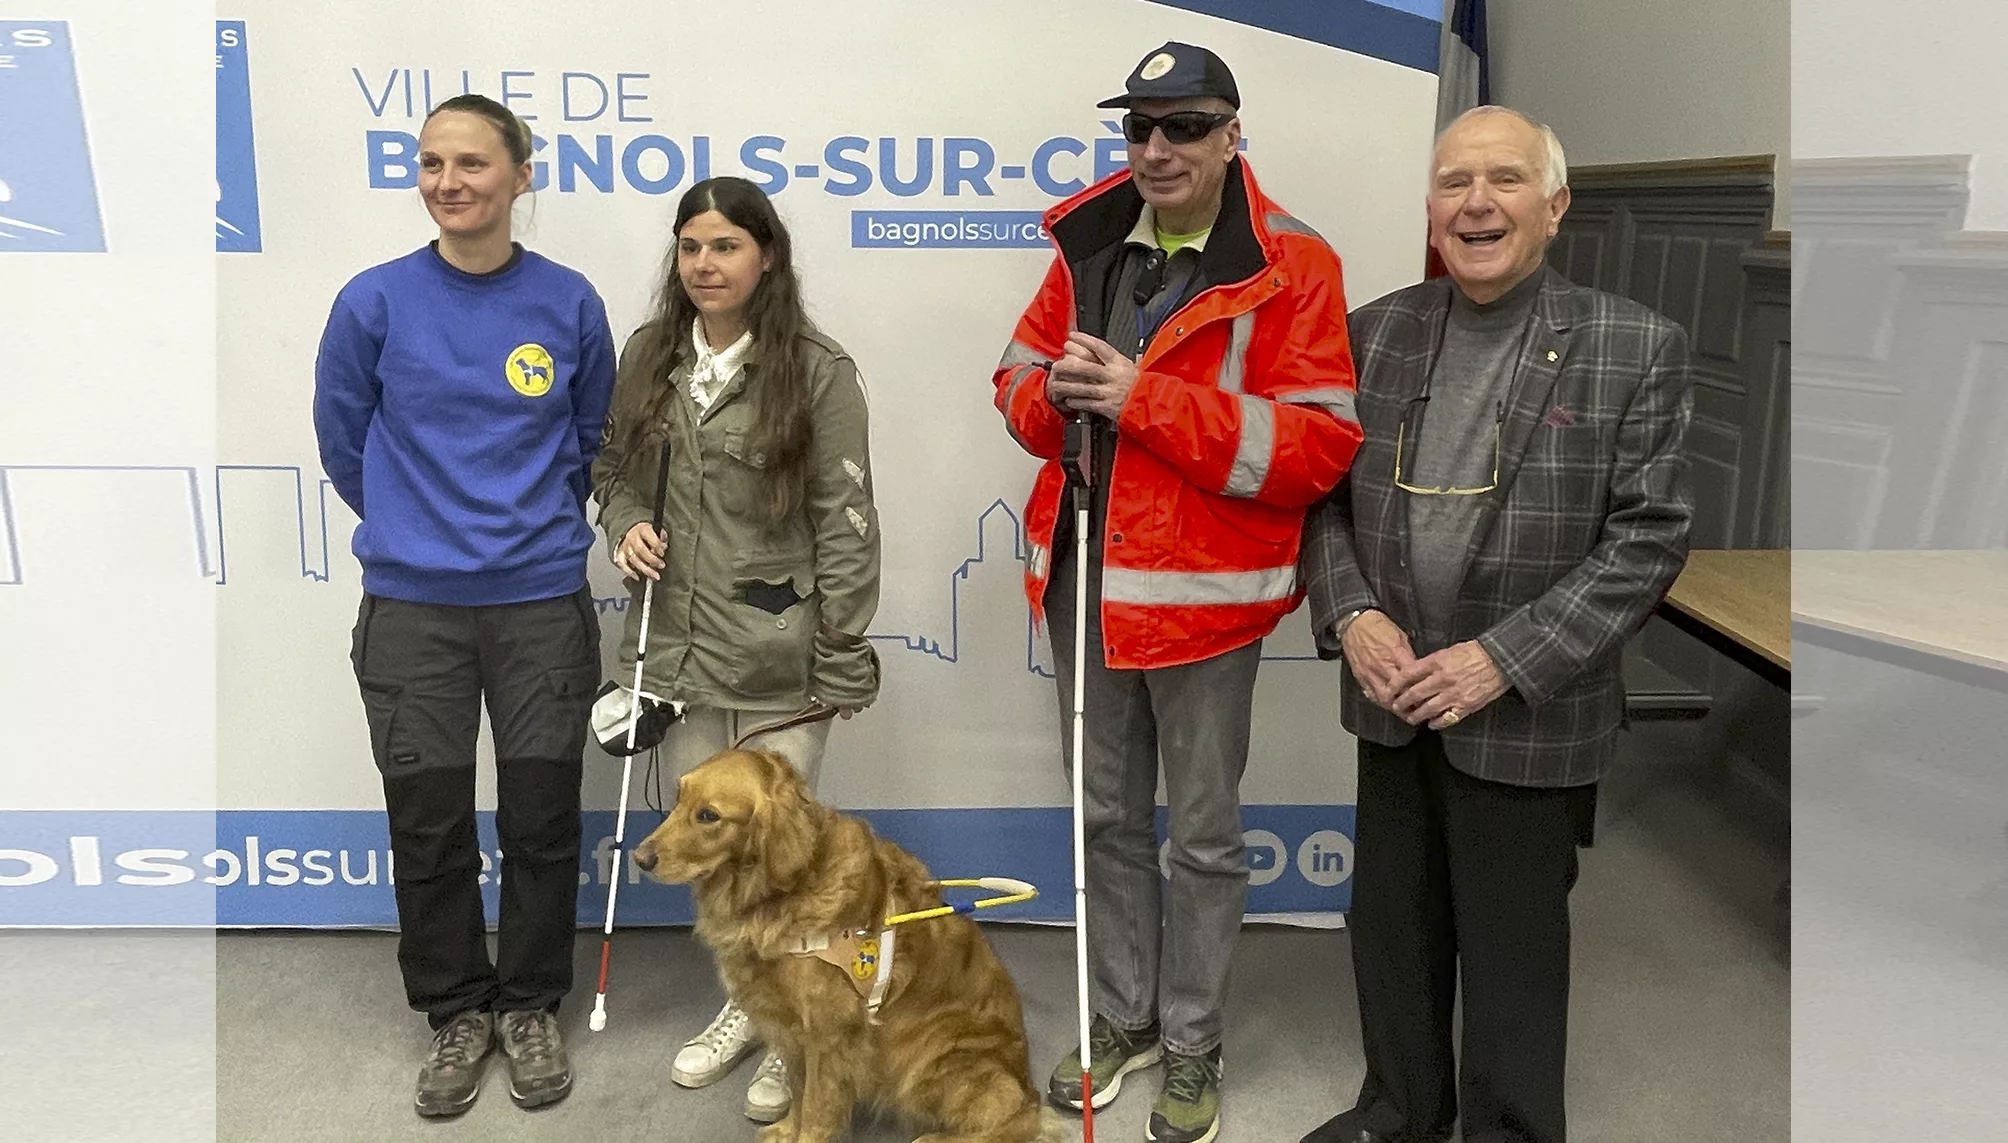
590;176;880;1123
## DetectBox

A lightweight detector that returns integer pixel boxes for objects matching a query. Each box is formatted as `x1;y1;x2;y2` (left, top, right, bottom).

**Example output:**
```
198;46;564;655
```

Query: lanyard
1416;288;1541;428
1131;246;1197;356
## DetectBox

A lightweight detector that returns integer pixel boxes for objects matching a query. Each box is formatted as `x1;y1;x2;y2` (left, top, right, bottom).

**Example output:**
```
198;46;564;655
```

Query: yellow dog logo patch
852;936;880;983
506;343;555;397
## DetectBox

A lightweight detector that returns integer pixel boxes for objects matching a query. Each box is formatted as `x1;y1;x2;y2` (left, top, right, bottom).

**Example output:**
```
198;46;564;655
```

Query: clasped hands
1045;333;1139;421
1341;611;1509;730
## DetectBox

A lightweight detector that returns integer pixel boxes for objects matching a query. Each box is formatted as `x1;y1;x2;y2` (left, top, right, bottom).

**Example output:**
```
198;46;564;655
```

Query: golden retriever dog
632;749;1070;1143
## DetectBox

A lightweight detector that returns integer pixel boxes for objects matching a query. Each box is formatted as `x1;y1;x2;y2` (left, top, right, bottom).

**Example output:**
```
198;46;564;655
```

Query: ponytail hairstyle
423;92;533;165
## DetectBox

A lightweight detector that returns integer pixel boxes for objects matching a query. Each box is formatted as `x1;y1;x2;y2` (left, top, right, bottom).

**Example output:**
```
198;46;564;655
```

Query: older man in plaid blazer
1298;107;1693;1143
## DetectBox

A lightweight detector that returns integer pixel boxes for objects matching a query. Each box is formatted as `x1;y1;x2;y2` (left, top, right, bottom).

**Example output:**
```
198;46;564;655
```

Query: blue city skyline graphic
0;21;105;252
0;463;1319;670
215;20;261;251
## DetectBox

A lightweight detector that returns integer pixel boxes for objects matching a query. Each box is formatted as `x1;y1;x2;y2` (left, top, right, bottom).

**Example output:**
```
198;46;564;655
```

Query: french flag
1426;0;1489;279
1437;0;1490;122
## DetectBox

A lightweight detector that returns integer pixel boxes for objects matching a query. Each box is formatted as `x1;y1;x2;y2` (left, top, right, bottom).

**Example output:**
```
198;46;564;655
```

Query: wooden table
1657;548;1795;908
1792;550;2008;690
1658;549;1791;686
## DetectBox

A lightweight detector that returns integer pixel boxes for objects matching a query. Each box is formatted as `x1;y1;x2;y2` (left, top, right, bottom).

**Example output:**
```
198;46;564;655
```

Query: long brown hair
618;177;814;523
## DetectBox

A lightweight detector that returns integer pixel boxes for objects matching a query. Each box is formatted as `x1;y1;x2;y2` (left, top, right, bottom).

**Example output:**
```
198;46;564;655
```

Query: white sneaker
743;1050;791;1123
670;1001;759;1088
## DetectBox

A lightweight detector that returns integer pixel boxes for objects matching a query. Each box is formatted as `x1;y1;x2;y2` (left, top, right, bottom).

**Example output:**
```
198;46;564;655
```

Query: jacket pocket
1180;483;1301;549
720;428;782;522
1516;422;1616;522
725;548;816;698
722;427;772;469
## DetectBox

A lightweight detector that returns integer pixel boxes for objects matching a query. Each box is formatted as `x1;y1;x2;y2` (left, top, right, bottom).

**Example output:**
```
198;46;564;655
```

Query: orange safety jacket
995;157;1364;669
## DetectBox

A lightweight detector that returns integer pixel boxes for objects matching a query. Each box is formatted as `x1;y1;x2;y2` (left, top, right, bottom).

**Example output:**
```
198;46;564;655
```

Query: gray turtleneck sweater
1404;270;1541;648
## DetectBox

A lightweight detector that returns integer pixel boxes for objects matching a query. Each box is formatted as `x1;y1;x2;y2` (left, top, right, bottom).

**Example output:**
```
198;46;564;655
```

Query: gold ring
1441;707;1462;727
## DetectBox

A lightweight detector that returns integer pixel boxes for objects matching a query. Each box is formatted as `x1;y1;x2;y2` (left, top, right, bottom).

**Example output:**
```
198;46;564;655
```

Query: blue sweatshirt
312;244;617;606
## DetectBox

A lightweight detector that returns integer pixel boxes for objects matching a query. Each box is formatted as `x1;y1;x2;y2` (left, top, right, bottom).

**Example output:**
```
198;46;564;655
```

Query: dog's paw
755;1121;800;1143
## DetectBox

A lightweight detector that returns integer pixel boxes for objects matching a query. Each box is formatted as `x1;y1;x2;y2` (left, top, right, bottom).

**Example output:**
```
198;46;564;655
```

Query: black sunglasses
1120;111;1234;146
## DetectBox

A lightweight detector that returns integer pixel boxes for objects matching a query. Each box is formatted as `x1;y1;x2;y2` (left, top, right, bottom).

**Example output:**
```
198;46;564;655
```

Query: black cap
1097;41;1240;110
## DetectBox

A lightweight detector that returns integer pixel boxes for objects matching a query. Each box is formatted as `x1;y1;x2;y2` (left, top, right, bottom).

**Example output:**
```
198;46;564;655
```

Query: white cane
589;438;673;1033
1063;414;1099;1141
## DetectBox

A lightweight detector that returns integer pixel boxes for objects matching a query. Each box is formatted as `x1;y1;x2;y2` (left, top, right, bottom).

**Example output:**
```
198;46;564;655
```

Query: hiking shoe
1147;1047;1223;1143
744;1049;791;1123
671;999;760;1087
496;1008;572;1109
413;1009;493;1118
1046;1014;1163;1111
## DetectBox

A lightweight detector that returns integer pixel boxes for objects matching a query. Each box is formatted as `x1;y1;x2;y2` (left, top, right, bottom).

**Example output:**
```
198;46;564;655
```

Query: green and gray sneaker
1147;1047;1222;1143
1047;1014;1163;1111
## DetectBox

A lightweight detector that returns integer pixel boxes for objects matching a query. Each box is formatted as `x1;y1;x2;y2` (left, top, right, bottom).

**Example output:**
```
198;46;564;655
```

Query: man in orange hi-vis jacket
992;40;1362;1143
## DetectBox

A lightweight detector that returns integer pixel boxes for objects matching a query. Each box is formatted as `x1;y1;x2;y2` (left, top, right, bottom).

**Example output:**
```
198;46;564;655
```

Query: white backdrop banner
0;0;1443;926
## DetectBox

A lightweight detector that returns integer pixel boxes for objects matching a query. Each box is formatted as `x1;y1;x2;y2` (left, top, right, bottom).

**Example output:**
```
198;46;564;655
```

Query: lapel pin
1546;350;1558;362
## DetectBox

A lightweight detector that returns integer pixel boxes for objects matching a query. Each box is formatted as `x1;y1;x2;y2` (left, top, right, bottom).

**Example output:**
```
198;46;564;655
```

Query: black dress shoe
1300;1128;1380;1143
1301;1111;1449;1143
1299;1110;1379;1142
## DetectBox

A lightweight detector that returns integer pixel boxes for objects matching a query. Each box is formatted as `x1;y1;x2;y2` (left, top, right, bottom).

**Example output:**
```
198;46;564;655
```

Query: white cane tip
589;1009;607;1032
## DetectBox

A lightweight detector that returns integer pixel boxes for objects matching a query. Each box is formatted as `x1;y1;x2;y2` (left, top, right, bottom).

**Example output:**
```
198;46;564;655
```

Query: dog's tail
1036;1105;1075;1142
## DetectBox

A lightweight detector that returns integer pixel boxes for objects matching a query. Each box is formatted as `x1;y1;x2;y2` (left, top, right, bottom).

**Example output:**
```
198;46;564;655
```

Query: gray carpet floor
5;734;1788;1141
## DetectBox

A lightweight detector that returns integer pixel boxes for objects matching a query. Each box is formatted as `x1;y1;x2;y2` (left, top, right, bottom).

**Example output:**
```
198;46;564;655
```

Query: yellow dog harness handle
883;877;1038;927
787;877;1039;1020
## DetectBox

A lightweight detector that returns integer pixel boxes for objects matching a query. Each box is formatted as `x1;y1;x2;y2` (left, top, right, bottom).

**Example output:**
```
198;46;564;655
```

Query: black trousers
350;589;600;1029
1342;731;1595;1143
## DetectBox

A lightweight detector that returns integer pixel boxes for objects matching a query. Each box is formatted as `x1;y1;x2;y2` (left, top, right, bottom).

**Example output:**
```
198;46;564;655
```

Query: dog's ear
752;755;820;891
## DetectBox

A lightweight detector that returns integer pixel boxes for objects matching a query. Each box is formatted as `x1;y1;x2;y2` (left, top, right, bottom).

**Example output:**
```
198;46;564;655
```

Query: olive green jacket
591;323;880;712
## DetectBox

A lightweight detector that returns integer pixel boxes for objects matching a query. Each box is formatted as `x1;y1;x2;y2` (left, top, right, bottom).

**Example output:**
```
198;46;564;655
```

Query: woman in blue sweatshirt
592;176;880;1124
311;93;614;1119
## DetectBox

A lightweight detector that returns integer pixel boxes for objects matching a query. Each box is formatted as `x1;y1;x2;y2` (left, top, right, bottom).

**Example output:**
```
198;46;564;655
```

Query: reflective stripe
1279;386;1360;426
1004;362;1041;408
1216;311;1256;394
1102;564;1299;607
1000;364;1041;452
1224;394;1274;498
1265;210;1324;241
1025;542;1050;579
998;339;1049;372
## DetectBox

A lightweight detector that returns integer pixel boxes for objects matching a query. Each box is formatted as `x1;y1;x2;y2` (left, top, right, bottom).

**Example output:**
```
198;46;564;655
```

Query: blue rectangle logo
852;210;1050;249
215;20;261;252
0;22;105;252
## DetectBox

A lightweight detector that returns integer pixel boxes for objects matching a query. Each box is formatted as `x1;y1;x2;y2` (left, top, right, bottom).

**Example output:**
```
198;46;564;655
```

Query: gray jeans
1045;551;1261;1055
659;707;833;791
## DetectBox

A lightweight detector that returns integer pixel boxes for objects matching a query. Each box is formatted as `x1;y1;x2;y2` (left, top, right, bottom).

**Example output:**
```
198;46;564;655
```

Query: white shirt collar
689;318;754;410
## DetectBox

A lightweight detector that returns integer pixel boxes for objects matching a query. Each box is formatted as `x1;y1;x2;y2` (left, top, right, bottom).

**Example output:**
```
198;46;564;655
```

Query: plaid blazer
1301;267;1694;786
